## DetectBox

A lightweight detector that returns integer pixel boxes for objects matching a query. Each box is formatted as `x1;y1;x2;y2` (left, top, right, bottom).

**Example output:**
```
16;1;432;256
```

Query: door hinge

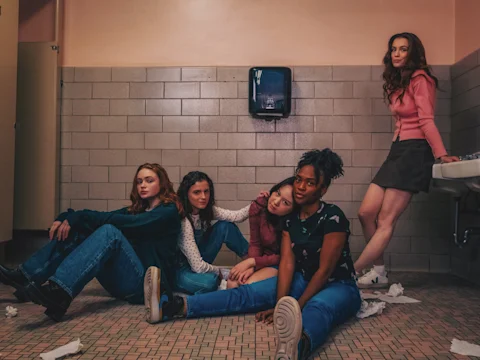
51;45;59;52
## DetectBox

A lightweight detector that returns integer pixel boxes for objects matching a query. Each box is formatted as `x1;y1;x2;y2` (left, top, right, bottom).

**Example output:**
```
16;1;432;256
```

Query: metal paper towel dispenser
248;67;291;121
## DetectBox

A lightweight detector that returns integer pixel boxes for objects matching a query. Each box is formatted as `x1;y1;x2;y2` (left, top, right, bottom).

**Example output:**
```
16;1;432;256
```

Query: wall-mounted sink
434;158;480;180
431;157;480;247
433;158;480;193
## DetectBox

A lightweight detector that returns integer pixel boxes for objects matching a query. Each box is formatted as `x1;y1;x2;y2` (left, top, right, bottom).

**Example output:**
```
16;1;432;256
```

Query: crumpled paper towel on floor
356;300;386;319
450;338;480;356
5;306;17;318
386;283;404;297
40;339;83;360
361;283;421;304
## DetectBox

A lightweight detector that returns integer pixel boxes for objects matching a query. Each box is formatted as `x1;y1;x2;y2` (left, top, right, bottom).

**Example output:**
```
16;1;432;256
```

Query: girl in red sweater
356;33;459;288
227;177;296;288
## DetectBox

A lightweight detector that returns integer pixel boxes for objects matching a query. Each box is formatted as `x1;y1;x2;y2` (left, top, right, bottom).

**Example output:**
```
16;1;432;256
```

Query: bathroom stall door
14;42;59;230
0;0;19;242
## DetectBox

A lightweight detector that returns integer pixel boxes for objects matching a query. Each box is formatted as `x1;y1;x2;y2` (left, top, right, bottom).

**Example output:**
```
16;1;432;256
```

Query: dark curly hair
382;32;439;104
177;171;215;231
296;148;344;188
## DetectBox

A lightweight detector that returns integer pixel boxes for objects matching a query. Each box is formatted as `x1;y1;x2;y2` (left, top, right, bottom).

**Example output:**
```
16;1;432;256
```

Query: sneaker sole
357;282;389;289
274;296;302;360
144;266;161;324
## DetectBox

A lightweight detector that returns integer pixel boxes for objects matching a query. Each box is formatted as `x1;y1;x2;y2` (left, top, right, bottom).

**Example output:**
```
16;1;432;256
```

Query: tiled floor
0;273;479;360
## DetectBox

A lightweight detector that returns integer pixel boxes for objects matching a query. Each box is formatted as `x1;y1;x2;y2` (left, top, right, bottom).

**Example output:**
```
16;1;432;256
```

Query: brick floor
0;272;479;359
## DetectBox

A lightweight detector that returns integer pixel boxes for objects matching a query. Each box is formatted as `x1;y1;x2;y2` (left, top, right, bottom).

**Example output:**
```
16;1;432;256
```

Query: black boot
0;264;30;302
298;332;312;360
162;295;185;320
25;281;72;322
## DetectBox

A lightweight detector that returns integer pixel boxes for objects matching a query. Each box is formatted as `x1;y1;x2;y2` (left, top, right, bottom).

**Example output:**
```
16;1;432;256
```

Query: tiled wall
450;49;480;284
59;65;453;271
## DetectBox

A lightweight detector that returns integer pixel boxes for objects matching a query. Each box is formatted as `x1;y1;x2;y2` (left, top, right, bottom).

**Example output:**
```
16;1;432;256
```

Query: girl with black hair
176;171;295;294
144;149;361;360
227;176;296;288
175;171;251;294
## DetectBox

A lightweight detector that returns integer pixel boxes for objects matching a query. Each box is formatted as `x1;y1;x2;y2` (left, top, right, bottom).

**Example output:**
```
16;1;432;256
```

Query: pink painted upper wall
61;0;455;67
455;0;480;61
18;0;56;42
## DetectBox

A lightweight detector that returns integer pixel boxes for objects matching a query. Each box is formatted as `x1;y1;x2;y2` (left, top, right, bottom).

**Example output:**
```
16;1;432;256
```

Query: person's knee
95;224;123;241
214;220;236;233
303;299;335;325
376;211;396;229
357;208;377;224
201;275;220;293
227;279;239;289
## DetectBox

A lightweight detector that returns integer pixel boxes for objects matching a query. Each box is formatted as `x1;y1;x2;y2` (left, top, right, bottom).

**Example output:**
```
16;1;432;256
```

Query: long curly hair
382;32;439;104
177;171;215;231
296;148;344;188
128;163;184;216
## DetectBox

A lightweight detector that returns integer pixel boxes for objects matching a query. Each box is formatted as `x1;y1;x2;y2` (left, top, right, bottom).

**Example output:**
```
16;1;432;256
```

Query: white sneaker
274;296;303;360
357;268;389;289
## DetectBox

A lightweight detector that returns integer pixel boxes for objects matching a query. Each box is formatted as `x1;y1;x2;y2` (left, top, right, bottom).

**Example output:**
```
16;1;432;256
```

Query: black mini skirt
371;138;435;193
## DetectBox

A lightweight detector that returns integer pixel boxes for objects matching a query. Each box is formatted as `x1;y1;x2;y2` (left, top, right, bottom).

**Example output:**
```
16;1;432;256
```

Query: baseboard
0;242;7;263
13;229;49;238
5;230;50;266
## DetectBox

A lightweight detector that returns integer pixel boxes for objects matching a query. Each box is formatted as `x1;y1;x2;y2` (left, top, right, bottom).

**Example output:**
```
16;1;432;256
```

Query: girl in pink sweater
356;33;459;288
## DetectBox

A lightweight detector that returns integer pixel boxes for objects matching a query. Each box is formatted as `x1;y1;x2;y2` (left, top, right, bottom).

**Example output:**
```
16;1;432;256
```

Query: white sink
432;158;480;194
435;158;480;179
431;157;480;247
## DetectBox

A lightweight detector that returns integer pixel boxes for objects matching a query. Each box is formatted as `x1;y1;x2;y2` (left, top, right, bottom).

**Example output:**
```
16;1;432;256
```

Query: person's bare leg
356;184;386;270
354;188;412;272
227;279;239;289
227;267;278;289
245;267;278;285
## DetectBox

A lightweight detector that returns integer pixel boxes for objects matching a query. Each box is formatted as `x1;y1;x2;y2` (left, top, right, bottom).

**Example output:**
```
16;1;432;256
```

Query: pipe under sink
432;157;480;248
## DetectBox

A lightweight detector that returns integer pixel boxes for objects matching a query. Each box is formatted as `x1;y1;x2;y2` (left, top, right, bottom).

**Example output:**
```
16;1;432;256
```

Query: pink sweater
390;70;447;159
248;196;280;270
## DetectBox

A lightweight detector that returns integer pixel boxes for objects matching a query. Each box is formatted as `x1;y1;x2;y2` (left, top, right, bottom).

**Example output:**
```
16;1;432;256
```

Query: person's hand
229;258;254;280
440;155;460;163
56;220;71;241
237;267;255;284
255;308;274;324
258;190;270;198
49;221;62;240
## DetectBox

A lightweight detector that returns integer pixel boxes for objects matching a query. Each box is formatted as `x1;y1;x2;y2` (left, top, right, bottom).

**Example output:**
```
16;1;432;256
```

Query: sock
373;265;386;276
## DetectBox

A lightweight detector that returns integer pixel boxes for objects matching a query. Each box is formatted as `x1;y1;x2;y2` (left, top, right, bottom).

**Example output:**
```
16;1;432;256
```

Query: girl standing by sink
355;32;459;288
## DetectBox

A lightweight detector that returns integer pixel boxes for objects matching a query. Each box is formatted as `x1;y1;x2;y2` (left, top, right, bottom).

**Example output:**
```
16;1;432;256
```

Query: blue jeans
20;224;145;304
186;273;361;352
175;221;249;294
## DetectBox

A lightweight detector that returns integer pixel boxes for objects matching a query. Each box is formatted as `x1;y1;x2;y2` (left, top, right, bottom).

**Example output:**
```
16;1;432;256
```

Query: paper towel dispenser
248;67;292;121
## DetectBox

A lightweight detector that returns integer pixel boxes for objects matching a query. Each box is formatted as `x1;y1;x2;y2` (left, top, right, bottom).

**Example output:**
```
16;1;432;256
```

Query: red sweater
248;196;280;269
390;70;447;159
